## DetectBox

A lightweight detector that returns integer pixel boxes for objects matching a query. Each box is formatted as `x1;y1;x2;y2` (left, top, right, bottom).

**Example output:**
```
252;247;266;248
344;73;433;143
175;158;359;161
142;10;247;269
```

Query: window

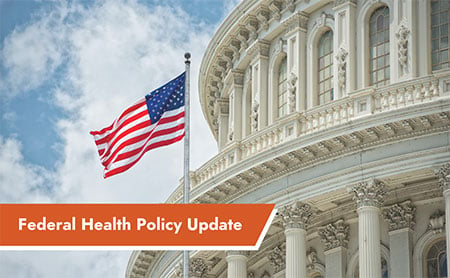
278;57;288;118
431;0;450;70
318;30;334;105
369;6;390;87
426;239;447;278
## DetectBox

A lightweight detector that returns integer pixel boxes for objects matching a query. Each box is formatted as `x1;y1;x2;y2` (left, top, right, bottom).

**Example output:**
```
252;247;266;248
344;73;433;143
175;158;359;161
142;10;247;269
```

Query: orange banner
0;204;275;250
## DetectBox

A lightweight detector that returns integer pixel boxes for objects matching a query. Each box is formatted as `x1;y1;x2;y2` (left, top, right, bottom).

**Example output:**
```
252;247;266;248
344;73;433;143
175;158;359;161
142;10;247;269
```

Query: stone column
226;251;248;278
318;219;349;278
436;163;450;274
333;0;356;98
383;200;415;278
350;179;385;278
214;98;229;150
279;201;314;278
283;12;309;112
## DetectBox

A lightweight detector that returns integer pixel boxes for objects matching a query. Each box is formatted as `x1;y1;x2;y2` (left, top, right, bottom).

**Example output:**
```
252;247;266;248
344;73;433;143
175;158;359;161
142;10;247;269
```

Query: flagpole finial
184;52;191;64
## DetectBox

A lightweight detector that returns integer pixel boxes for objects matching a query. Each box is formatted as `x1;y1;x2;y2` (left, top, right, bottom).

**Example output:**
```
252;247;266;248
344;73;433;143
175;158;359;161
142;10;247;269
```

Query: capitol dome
127;0;450;277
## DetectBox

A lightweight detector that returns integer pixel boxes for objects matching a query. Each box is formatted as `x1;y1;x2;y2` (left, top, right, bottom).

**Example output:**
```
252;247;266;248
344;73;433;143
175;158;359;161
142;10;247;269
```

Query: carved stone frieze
350;178;386;208
436;163;450;191
251;100;259;131
288;71;297;113
318;219;349;250
267;243;286;273
279;201;314;229
428;210;445;234
189;258;210;277
396;22;410;69
383;200;416;231
307;247;319;271
335;47;348;89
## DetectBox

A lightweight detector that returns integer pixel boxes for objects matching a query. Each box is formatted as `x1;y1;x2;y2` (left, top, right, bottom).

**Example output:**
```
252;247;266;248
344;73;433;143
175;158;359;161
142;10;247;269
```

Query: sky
0;0;240;276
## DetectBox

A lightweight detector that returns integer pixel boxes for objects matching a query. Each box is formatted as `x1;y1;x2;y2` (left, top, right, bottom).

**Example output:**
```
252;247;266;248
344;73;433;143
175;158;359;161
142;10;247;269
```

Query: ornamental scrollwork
267;243;286;273
288;71;297;113
435;163;450;191
335;47;348;90
396;23;410;69
428;210;445;234
189;258;210;278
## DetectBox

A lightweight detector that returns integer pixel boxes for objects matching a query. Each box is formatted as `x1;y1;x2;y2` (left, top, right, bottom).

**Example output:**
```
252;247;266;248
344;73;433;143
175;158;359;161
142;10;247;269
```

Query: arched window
426;239;447;278
431;0;450;70
318;30;334;105
278;57;288;118
369;6;390;87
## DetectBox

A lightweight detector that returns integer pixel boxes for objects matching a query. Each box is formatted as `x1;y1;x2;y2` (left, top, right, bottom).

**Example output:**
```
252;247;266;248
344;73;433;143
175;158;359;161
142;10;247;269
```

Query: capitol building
127;0;450;277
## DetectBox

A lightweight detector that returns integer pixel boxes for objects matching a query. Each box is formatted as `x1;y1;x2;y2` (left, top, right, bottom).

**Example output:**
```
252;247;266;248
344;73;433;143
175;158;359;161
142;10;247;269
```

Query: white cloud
0;0;219;277
0;3;77;96
0;136;54;202
0;251;131;278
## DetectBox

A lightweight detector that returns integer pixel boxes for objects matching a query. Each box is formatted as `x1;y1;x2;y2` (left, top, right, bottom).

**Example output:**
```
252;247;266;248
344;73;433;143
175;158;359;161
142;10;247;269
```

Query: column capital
214;98;229;116
333;0;357;9
318;219;349;250
247;40;270;60
350;178;386;208
230;69;244;88
436;163;450;192
226;251;249;258
283;11;309;34
383;200;416;232
279;201;314;229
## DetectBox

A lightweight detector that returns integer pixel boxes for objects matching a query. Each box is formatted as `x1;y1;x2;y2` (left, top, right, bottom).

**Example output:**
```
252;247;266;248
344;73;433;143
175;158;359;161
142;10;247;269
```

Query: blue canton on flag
145;72;185;124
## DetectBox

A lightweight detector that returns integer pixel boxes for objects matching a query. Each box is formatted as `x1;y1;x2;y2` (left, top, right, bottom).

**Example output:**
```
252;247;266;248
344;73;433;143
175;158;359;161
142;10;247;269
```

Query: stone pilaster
214;98;229;151
284;12;309;112
229;70;244;142
436;163;450;274
226;251;248;278
248;41;270;131
319;219;349;278
351;179;385;278
333;0;356;98
383;200;415;278
279;202;313;278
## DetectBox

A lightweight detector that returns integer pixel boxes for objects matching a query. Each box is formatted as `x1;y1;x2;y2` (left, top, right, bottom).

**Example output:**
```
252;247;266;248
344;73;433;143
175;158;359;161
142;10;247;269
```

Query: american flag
90;72;185;178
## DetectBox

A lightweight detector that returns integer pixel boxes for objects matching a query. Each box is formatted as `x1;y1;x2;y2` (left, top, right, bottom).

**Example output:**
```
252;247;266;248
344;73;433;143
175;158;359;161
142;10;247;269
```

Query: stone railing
167;74;448;203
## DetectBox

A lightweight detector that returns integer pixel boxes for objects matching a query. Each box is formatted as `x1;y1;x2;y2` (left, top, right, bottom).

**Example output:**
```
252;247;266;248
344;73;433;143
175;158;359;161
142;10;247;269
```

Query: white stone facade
127;0;450;277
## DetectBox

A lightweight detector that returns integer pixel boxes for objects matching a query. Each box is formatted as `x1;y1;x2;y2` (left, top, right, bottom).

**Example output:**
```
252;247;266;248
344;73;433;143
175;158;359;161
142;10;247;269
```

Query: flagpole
183;52;191;278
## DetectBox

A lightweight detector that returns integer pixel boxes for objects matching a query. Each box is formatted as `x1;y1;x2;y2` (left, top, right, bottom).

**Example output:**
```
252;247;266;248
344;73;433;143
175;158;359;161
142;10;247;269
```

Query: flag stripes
90;73;186;178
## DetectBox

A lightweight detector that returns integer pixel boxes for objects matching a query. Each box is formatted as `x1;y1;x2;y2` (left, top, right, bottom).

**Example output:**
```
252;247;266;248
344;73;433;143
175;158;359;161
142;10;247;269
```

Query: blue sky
0;0;239;276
